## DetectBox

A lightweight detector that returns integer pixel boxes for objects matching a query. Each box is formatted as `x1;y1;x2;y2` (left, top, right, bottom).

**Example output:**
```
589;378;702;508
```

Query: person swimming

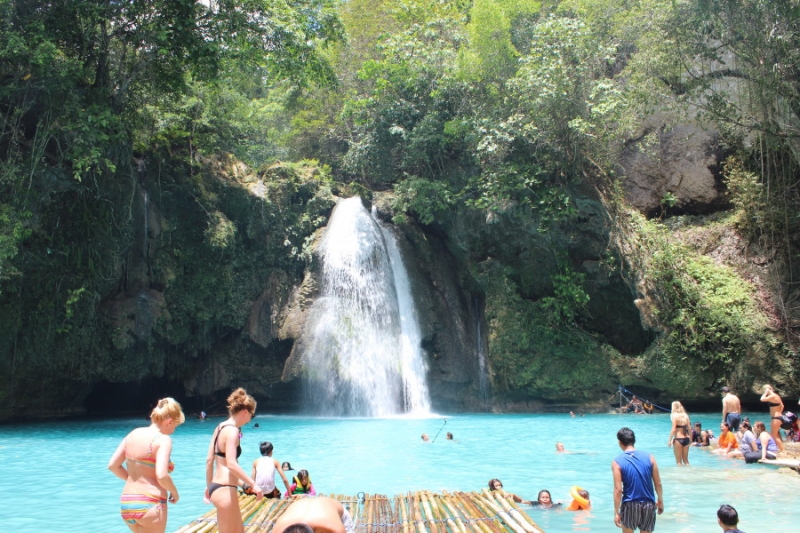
566;487;591;511
531;489;562;509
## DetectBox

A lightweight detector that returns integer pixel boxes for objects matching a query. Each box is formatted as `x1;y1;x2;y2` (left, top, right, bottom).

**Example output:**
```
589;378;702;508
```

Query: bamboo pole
366;494;375;533
475;492;526;533
459;492;505;533
419;491;438;533
428;492;458;533
174;507;217;533
437;492;470;533
399;494;411;533
452;492;497;533
490;492;543;533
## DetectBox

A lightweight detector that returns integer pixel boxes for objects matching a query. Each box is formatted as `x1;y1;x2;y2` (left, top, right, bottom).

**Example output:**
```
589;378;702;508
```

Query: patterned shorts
619;500;657;531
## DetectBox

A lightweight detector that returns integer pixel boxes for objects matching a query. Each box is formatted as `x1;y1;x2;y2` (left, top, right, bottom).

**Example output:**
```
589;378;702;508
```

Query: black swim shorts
620;500;657;532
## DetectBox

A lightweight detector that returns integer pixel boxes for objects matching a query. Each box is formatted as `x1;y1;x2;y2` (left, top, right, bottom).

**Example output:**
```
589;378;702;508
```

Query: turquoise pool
0;411;794;532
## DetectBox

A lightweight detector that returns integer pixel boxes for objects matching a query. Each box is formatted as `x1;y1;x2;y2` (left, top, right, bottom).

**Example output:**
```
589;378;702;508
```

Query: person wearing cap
721;386;741;432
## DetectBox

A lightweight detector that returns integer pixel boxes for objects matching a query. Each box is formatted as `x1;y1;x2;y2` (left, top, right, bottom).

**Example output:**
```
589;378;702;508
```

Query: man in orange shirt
714;422;738;455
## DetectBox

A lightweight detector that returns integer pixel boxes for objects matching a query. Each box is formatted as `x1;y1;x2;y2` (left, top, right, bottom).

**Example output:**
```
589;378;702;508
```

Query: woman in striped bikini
108;397;185;532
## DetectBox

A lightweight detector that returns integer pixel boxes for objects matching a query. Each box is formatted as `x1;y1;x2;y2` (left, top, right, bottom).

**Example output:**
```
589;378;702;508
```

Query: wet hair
260;441;274;456
227;387;256;416
754;421;767;433
488;478;502;490
717;504;739;526
537;490;551;503
283;524;314;533
617;427;636;446
150;397;185;425
296;469;310;483
446;432;453;439
578;489;589;499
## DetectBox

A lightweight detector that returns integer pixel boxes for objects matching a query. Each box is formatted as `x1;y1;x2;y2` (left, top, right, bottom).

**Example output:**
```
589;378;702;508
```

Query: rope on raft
177;491;546;533
618;385;671;413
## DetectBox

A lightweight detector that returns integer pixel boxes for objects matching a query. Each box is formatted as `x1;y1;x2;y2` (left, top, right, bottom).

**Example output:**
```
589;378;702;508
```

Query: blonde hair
227;387;257;415
150;397;185;425
670;401;690;425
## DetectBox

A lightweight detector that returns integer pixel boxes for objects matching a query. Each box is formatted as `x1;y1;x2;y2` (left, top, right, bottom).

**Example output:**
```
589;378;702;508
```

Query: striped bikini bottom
120;493;166;524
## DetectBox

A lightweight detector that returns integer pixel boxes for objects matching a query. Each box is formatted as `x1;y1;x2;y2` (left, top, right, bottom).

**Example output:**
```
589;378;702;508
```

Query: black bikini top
214;424;242;459
768;402;781;407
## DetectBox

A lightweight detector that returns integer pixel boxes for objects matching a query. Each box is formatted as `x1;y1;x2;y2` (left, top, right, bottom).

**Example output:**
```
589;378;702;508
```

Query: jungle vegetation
1;0;799;414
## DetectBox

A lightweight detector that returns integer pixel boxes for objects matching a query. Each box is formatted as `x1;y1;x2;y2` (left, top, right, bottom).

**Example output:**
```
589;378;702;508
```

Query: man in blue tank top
612;427;664;533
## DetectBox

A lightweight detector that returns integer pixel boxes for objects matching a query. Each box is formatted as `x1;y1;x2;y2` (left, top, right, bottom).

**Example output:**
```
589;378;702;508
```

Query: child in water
566;488;591;510
284;469;316;498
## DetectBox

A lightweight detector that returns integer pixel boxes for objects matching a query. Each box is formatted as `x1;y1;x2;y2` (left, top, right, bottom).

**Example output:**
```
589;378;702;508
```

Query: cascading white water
298;197;431;416
377;211;431;414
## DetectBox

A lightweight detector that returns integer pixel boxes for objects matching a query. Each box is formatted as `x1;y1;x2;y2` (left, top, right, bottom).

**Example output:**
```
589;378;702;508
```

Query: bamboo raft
176;490;546;533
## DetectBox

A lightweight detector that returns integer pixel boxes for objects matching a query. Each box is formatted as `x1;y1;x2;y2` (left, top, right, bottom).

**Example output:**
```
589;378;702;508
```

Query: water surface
0;412;794;532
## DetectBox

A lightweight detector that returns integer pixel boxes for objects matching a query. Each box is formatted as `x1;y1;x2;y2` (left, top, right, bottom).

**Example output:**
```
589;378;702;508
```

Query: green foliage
723;156;764;236
631;214;767;372
458;0;520;82
478;262;615;399
539;266;590;325
391;178;455;224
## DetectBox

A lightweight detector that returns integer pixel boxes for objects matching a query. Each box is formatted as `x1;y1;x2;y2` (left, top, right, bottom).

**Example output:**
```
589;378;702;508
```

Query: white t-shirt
254;457;277;492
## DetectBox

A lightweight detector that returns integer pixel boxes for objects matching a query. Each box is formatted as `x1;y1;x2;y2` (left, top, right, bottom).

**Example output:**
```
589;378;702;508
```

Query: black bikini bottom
208;482;238;497
674;437;691;446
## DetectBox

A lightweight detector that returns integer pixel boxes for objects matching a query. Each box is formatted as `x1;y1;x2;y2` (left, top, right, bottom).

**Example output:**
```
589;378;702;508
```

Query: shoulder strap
214;423;236;452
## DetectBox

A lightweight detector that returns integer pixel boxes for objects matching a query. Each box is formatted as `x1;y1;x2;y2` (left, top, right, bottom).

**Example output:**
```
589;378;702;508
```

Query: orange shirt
718;431;737;449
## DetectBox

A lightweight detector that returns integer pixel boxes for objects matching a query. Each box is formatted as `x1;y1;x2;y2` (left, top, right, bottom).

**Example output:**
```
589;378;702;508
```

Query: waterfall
474;295;490;407
297;197;431;416
376;210;431;414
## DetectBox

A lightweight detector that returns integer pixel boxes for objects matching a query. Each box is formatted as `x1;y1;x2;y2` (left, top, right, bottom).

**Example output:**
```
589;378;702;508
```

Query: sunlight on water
0;412;796;532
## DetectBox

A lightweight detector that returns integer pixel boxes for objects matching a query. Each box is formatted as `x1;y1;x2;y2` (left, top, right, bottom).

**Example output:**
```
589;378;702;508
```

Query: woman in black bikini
668;401;692;465
205;388;263;532
760;384;785;452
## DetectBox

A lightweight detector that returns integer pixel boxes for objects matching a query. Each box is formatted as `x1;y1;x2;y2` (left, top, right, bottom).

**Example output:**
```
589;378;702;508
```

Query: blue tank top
757;433;779;453
614;450;656;503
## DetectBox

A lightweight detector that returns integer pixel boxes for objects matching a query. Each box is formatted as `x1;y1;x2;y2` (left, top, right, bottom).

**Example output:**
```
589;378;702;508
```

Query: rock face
619;122;729;217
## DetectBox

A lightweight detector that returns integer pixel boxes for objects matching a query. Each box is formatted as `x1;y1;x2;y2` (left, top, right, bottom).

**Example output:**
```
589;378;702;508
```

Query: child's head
488;479;503;491
578;490;590;500
296;469;310;484
537;490;552;504
259;441;274;456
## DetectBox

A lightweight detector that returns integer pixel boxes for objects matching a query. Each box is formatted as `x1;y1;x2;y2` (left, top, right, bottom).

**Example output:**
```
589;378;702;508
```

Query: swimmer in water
531;489;562;509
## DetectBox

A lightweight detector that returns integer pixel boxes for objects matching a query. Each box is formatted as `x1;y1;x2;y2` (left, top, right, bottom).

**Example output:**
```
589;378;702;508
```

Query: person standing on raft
612;427;664;533
205;388;263;533
108;397;185;533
